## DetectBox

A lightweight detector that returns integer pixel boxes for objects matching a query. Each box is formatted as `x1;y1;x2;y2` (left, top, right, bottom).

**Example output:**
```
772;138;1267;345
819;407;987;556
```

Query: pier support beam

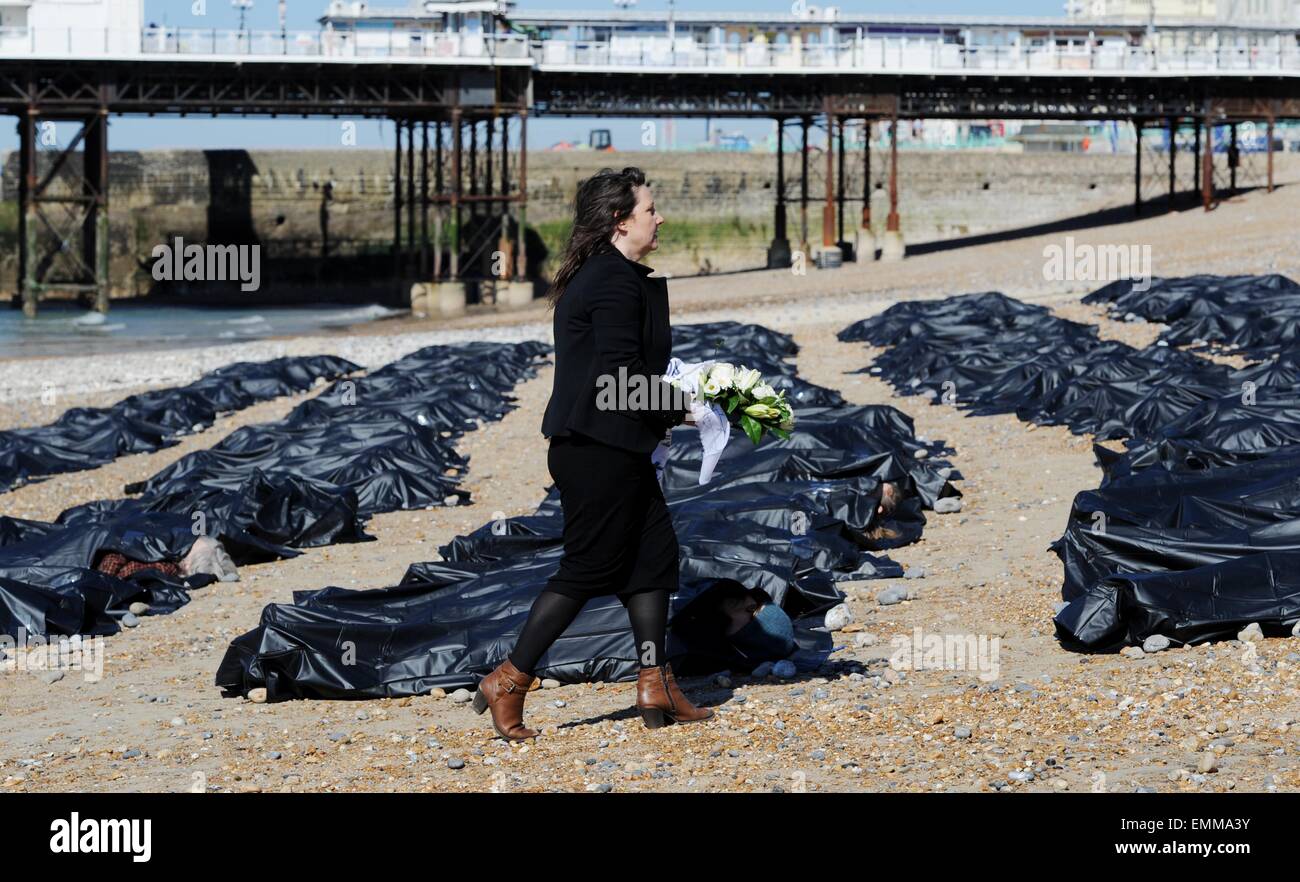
420;121;430;278
1229;121;1239;193
1268;115;1275;193
1133;119;1143;217
880;116;905;261
393;117;404;278
799;115;810;260
1168;116;1177;204
767;117;791;268
1202;116;1214;211
816;100;837;266
1193;119;1201;196
516;109;528;282
450;106;462;279
15;108;111;317
835;114;851;260
856;118;876;261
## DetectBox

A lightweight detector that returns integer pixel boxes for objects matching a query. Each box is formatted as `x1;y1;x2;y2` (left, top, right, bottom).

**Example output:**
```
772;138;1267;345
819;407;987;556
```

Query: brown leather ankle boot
471;658;539;741
636;662;715;729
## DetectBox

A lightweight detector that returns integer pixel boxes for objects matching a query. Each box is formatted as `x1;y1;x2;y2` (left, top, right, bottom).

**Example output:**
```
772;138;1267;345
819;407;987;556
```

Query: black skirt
541;430;680;600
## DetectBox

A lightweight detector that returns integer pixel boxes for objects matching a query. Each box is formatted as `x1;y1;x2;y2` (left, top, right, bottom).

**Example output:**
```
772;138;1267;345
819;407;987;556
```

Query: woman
670;580;798;676
472;166;715;740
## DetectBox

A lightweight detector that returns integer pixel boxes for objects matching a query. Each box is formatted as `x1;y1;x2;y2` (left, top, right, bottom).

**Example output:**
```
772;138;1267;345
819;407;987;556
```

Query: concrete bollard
855;228;878;261
880;230;906;262
498;280;534;309
432;281;467;318
408;283;429;318
813;244;843;270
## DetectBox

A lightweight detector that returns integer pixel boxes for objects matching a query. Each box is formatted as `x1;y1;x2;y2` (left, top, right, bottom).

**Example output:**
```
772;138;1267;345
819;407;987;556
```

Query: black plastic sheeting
215;322;961;700
838;286;1300;651
0;355;359;494
838;291;1241;442
0;342;551;642
1084;274;1300;358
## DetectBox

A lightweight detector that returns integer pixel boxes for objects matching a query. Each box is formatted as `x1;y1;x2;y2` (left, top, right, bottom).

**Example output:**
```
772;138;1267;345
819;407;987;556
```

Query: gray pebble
447;758;465;769
1142;634;1171;653
904;566;927;580
121;613;140;628
128;602;150;616
877;587;908;606
934;497;962;514
823;603;854;631
450;689;473;703
954;726;972;739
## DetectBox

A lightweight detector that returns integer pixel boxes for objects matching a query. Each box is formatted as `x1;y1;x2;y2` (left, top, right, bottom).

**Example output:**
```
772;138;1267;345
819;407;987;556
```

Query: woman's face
612;184;663;261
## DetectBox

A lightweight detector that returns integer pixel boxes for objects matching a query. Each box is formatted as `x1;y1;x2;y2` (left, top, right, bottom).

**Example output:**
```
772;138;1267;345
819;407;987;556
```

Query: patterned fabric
94;551;182;580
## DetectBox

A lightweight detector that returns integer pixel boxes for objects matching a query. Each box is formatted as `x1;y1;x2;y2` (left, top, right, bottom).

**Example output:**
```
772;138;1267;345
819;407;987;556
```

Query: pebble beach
4;176;1300;793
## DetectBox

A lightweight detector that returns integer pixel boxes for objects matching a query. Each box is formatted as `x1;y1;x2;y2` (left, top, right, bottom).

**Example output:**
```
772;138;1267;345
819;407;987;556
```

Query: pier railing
0;26;1296;74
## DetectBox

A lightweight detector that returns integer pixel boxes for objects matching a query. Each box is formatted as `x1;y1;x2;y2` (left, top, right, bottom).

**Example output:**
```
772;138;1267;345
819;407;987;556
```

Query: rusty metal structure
2;7;1300;312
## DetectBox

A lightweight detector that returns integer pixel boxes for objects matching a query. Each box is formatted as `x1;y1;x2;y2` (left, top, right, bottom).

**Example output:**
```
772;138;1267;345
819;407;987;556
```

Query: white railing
0;27;532;60
0;26;1295;74
534;37;1300;74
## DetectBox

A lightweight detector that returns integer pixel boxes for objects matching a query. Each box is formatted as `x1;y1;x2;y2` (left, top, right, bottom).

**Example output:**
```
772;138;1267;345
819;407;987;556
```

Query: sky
0;0;1068;152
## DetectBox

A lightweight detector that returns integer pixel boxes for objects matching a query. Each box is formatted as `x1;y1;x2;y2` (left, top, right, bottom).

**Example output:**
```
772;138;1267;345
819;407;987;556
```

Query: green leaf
740;414;762;445
771;426;791;440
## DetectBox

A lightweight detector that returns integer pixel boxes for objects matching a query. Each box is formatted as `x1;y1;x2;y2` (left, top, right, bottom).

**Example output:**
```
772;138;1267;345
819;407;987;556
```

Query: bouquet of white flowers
673;362;795;445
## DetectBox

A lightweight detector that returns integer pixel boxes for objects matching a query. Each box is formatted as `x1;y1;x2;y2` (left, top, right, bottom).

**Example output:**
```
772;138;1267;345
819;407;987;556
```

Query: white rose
702;377;722;397
709;363;735;390
735;367;762;393
753;383;776;400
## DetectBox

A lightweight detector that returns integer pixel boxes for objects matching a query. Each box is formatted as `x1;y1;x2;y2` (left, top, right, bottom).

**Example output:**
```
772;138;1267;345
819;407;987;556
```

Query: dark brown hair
545;166;647;308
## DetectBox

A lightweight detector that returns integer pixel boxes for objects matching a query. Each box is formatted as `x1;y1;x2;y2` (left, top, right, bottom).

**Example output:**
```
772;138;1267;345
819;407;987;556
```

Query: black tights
507;588;670;677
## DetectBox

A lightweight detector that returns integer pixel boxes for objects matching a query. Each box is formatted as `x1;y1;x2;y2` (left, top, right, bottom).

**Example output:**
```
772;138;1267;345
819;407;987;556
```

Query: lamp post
233;0;254;44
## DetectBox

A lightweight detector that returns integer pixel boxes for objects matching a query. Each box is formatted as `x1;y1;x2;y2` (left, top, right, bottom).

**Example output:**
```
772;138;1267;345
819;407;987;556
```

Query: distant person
471;166;714;740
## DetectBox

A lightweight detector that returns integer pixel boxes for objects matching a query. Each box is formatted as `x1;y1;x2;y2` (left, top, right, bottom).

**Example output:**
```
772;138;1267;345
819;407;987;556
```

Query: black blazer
541;247;690;454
